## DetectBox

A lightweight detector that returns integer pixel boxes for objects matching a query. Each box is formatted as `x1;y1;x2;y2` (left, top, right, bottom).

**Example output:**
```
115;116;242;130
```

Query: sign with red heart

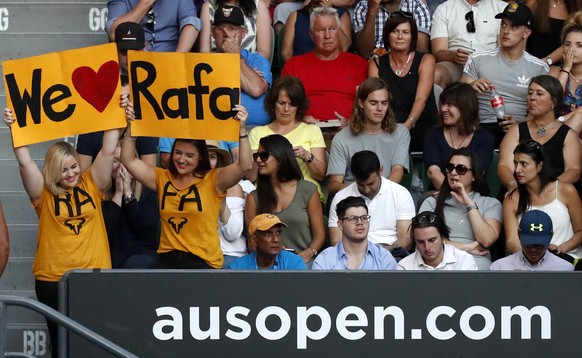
72;60;119;113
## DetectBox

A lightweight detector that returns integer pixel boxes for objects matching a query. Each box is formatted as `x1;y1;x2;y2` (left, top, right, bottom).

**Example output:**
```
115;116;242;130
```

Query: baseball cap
207;145;231;166
115;22;146;50
519;210;553;246
249;214;287;235
495;2;534;28
213;4;245;27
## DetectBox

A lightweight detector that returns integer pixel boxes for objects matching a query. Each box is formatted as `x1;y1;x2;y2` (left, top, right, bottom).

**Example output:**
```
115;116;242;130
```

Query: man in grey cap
114;21;146;86
490;210;573;271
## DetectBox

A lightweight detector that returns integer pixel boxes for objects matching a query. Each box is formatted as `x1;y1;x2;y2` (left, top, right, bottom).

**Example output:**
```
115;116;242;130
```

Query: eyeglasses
252;151;271;162
390;11;413;19
145;7;155;32
339;215;371;224
412;212;437;225
445;163;472;175
465;11;475;33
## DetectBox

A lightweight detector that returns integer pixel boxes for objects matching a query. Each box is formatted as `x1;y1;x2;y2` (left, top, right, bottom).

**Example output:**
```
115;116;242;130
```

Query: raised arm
3;109;43;205
255;0;272;60
198;2;212;53
175;25;199;52
108;0;155;40
91;128;122;192
281;12;297;64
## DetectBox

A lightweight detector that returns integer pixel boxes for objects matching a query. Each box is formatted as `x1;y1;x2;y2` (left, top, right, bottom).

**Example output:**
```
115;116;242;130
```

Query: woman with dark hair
245;134;325;264
498;75;581;193
121;104;252;269
423;82;495;190
419;148;502;270
503;139;582;264
369;11;437;152
250;76;327;201
328;77;410;195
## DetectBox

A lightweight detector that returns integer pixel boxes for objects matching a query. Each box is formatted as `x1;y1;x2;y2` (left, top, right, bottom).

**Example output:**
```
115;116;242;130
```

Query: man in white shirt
398;211;478;270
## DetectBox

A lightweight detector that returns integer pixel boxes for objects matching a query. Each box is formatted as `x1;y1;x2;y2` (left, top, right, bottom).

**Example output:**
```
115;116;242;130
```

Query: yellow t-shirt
155;168;225;268
33;170;111;282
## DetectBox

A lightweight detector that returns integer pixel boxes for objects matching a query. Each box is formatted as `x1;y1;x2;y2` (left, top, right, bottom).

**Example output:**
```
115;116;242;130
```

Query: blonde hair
42;141;82;195
561;11;582;44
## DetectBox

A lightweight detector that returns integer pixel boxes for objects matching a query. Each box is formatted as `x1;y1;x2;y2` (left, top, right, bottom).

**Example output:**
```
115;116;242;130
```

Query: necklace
390;52;412;76
536;120;557;137
552;0;563;7
448;127;468;149
570;72;582;83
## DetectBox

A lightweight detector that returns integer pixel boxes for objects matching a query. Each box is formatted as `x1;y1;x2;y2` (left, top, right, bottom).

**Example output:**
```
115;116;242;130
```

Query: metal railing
0;295;137;358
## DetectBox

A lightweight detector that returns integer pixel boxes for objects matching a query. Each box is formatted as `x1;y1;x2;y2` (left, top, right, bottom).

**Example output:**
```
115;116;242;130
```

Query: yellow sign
128;51;241;141
3;43;125;147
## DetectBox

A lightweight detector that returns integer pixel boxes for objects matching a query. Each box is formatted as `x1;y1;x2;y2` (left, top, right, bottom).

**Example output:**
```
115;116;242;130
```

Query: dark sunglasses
145;7;155;32
412;212;437;225
390;11;413;19
465;11;475;33
445;163;472;175
252;151;271;162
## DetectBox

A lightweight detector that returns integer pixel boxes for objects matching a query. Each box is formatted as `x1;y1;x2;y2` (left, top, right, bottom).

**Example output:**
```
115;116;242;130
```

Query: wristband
310;247;318;256
239;132;249;139
466;203;478;212
304;153;314;163
560;69;571;76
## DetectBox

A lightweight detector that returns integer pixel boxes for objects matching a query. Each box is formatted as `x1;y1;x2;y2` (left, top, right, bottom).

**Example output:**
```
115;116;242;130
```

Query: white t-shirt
397;244;478;270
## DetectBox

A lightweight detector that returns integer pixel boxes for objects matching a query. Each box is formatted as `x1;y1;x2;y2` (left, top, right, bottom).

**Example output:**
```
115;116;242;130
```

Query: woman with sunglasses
245;134;325;264
368;11;437;152
503;140;582;265
498;75;581;194
419;148;502;270
121;103;252;270
249;76;327;202
423;82;494;190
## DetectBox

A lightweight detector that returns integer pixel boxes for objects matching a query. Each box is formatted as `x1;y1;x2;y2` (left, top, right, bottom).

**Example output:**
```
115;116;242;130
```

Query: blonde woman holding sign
122;102;253;269
3;102;124;355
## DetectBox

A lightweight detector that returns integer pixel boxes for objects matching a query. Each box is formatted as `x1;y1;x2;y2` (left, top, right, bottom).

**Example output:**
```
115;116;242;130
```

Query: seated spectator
328;151;415;258
249;76;327;201
352;0;431;58
503;140;582;267
103;146;159;269
199;0;271;59
424;82;494;190
431;0;506;89
498;75;582;193
281;6;367;123
369;11;437;152
208;145;249;267
491;210;574;271
397;211;478;270
281;0;352;64
313;196;397;270
419;148;502;270
327;78;410;196
228;213;306;269
245;135;325;264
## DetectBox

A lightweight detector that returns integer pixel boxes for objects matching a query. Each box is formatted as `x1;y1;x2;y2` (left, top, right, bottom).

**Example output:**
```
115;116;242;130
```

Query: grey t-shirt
463;48;549;124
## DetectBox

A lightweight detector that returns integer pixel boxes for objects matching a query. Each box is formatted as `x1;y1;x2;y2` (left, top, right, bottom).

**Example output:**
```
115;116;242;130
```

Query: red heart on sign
71;60;119;113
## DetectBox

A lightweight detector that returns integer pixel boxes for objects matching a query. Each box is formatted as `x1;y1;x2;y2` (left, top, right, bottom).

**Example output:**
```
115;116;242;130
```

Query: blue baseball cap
519;210;553;246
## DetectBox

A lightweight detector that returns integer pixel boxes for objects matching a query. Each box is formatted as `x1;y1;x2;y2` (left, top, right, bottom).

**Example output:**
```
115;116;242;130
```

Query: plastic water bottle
489;85;506;123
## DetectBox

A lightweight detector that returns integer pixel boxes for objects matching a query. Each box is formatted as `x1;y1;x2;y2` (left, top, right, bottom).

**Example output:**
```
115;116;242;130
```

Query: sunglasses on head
252;151;271;162
390;11;413;19
145;7;155;32
465;11;475;33
445;163;472;175
412;212;437;225
519;139;541;150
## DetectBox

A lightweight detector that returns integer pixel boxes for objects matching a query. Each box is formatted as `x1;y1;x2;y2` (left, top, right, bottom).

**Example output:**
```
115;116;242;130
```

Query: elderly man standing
398;212;478;270
281;6;367;124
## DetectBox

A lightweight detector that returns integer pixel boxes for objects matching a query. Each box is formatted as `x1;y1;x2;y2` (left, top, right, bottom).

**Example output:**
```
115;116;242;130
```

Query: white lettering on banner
0;8;8;31
89;8;108;31
152;305;552;349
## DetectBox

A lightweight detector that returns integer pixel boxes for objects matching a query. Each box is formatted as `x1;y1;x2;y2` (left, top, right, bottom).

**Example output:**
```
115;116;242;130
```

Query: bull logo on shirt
169;217;188;234
64;218;86;235
530;223;543;232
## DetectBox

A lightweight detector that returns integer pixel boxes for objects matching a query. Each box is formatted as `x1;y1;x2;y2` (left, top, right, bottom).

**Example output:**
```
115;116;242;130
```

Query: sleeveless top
376;51;438;151
251;180;316;252
528;181;582;259
209;0;258;52
560;77;582;116
518;121;569;178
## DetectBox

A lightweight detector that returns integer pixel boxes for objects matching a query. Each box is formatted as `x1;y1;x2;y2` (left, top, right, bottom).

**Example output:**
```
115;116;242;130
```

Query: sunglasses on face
145;7;155;32
340;215;371;224
465;11;475;33
390;11;413;19
412;212;437;225
445;163;472;175
252;151;271;162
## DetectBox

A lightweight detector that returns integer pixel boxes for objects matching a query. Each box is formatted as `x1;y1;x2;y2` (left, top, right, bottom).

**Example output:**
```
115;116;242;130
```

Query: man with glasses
352;0;431;58
490;210;573;271
328;150;415;259
398;212;477;270
431;0;505;89
313;196;397;270
107;0;201;53
228;213;306;270
461;2;548;148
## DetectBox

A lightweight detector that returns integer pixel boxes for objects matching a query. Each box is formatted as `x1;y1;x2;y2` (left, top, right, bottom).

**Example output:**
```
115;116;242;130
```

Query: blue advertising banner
63;271;581;357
